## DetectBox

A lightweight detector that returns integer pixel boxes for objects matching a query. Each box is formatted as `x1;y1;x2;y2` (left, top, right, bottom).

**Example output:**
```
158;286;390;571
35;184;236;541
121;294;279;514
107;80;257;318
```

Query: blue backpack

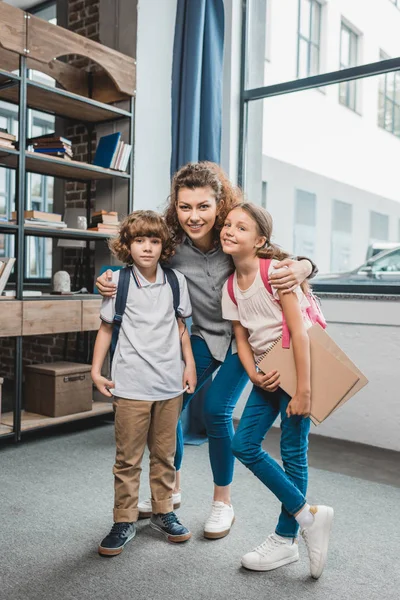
110;266;181;364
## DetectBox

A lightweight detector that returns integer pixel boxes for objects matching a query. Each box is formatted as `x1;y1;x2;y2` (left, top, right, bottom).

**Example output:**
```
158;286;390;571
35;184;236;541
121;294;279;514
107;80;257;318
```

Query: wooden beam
0;3;26;56
27;15;136;97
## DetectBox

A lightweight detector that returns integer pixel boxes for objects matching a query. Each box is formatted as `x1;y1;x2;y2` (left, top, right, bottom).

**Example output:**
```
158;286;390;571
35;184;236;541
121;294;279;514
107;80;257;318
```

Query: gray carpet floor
1;422;399;600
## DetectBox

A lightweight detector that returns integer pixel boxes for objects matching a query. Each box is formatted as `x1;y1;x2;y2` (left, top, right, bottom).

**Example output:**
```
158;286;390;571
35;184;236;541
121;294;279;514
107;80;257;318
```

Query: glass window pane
340;27;350;67
370;211;389;242
384;99;394;131
300;0;311;38
310;44;319;76
298;39;309;78
393;105;400;137
378;91;385;128
311;1;321;44
0;169;5;195
31;174;42;198
349;31;358;66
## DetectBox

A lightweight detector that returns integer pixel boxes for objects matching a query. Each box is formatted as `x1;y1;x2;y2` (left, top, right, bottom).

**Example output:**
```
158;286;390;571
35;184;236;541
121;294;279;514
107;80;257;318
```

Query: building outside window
261;181;268;209
293;189;316;259
331;200;352;272
369;210;389;244
339;21;358;110
378;51;400;137
297;0;322;78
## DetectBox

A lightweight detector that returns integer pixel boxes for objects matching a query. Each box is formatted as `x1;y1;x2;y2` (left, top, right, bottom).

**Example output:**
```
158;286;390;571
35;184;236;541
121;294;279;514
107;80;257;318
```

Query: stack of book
32;136;73;160
93;132;132;171
0;128;16;150
11;210;67;229
88;210;120;235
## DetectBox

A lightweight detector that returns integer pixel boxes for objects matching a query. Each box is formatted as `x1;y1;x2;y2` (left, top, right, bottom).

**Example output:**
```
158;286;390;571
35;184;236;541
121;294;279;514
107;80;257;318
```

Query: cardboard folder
258;324;367;425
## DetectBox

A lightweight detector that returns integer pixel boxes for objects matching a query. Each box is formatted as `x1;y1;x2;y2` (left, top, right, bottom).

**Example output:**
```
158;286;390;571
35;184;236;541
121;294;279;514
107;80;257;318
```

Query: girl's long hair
232;202;310;293
165;161;243;245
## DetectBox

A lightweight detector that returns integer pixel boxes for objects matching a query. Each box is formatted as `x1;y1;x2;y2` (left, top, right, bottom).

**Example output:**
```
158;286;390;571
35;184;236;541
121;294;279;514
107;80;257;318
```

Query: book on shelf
93;132;121;169
12;210;62;223
0;129;16;150
27;134;72;146
87;226;118;235
90;210;119;226
24;218;68;229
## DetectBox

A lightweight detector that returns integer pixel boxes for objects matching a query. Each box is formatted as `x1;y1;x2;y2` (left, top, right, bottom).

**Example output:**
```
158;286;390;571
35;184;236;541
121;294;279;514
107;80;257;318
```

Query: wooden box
25;362;92;417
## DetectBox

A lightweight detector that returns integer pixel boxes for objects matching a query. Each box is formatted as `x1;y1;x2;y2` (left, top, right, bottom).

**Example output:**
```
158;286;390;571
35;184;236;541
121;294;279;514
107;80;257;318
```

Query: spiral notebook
258;324;366;425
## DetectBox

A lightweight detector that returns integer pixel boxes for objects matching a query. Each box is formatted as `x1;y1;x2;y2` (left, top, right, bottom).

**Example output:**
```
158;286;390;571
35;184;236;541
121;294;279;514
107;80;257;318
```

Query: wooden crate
25;362;92;418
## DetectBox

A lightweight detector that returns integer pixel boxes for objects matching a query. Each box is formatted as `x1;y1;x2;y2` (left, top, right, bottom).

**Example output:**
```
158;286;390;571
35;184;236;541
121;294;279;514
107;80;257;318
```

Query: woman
95;162;316;539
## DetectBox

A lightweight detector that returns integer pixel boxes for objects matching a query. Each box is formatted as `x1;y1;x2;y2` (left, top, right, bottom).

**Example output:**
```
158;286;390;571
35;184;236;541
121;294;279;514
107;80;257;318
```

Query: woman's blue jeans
175;335;248;487
232;385;311;538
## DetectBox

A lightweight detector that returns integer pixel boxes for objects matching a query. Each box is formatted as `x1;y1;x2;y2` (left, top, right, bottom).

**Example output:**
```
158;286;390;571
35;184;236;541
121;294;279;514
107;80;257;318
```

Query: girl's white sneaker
301;505;334;579
203;501;235;539
241;534;299;571
138;491;181;519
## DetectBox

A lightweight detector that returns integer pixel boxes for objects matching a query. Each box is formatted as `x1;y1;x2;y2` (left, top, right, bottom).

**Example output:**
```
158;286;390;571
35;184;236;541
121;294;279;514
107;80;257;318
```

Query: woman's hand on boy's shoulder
252;369;280;393
91;370;115;397
269;258;312;293
183;363;197;394
96;269;117;297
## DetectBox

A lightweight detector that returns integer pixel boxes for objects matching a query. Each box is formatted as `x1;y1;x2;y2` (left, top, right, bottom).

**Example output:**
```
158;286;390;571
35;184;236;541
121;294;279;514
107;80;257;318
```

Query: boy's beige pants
112;395;183;523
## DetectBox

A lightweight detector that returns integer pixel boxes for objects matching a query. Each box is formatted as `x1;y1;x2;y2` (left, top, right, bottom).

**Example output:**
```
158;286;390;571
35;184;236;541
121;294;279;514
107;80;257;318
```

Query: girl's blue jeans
175;335;248;487
232;385;311;538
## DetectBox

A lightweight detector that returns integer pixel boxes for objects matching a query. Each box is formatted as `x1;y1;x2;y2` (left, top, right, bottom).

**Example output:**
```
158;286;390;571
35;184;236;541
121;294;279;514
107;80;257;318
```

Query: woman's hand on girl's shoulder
286;392;311;418
252;369;280;393
269;258;311;293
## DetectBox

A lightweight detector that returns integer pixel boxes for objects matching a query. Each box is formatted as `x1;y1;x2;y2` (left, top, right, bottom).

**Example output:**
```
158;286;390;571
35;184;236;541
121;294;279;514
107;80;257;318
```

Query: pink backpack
227;258;326;349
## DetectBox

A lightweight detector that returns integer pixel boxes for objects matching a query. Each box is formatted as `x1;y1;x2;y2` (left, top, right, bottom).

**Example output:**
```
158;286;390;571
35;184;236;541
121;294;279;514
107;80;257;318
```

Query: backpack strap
110;266;131;363
163;267;181;317
227;273;237;306
260;258;291;349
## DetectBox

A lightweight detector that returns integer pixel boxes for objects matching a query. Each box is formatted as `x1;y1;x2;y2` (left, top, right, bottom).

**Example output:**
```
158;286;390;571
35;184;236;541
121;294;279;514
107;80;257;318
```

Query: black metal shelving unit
0;55;135;443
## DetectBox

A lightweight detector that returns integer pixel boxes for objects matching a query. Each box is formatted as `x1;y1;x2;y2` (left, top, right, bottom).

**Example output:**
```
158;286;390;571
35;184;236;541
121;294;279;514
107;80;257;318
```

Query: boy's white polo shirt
100;264;191;401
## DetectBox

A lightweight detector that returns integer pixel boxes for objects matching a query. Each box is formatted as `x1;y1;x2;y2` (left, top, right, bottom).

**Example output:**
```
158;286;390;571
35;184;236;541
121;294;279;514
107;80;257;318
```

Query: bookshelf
0;3;136;442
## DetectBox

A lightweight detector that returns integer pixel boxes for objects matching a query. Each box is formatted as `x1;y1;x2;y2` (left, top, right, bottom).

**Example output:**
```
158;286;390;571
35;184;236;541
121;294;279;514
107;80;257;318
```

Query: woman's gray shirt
168;237;234;362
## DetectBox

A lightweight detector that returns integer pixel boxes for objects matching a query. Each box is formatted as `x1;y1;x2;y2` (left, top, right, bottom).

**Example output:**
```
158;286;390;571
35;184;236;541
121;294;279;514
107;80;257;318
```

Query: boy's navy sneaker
98;522;136;556
150;511;191;543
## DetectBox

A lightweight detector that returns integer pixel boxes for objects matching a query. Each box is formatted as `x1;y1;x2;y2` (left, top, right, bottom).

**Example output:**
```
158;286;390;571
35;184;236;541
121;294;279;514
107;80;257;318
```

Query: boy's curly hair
164;161;243;245
109;210;175;264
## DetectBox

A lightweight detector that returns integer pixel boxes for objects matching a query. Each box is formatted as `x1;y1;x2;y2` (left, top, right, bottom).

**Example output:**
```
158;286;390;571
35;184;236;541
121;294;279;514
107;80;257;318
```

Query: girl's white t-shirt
221;260;310;361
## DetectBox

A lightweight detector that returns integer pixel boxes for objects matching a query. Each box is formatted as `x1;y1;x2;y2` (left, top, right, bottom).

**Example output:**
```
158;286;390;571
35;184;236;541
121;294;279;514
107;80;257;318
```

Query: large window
331;200;352;272
339;22;359;111
297;0;322;78
241;0;400;292
378;51;400;137
294;189;316;259
370;211;389;244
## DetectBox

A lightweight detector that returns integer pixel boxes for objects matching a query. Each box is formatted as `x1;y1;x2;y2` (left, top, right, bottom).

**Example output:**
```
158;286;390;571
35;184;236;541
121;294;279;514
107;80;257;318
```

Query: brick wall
0;0;101;385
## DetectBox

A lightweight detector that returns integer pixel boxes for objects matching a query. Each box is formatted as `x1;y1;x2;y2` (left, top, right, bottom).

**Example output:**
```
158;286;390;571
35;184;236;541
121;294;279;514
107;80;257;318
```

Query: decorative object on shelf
25;362;93;418
53;271;71;294
0;128;16;150
77;216;87;230
0;257;16;295
31;135;73;160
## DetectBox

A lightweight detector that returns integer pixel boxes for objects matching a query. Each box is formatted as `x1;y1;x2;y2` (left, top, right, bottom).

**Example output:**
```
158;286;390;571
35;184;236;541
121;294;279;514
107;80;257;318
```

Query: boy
91;210;196;556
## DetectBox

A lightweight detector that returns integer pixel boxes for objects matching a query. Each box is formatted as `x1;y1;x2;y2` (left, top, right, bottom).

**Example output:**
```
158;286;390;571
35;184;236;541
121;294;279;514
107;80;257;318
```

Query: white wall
133;0;177;212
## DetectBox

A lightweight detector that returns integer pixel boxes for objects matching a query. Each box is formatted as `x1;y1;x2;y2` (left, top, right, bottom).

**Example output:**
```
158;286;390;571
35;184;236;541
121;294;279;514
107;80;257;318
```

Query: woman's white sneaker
301;505;334;579
241;534;299;571
138;491;182;519
203;501;235;539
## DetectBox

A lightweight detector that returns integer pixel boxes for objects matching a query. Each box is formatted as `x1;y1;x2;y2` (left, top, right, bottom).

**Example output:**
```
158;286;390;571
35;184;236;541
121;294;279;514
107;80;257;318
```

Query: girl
221;202;333;579
96;162;316;539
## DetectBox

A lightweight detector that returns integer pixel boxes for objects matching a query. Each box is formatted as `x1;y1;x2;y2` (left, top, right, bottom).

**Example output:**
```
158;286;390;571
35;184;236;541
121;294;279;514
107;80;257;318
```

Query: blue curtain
171;0;225;175
171;0;225;444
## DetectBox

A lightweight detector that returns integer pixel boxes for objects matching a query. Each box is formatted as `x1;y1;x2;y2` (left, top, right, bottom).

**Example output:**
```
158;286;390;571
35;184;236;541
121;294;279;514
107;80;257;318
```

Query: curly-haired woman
96;162;316;539
92;210;196;556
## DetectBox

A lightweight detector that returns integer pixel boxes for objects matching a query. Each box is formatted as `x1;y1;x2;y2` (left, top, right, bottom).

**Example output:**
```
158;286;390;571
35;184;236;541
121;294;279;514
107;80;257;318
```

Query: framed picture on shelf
0;258;16;295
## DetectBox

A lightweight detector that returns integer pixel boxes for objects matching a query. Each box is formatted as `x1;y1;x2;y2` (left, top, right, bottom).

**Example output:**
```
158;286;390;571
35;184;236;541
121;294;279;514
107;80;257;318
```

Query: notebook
258;324;364;425
93;132;121;169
